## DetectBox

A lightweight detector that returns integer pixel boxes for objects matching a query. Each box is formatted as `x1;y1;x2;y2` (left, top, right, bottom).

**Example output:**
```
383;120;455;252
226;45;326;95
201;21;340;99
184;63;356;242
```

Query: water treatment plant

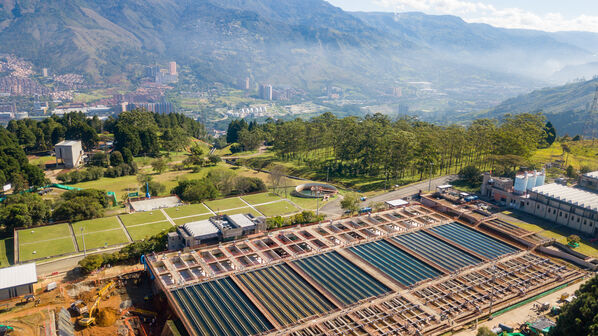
144;199;588;336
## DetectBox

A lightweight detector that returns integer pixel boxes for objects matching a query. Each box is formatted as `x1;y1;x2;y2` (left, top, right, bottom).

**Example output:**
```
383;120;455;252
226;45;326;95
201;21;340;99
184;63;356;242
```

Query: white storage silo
514;174;528;194
535;170;546;187
526;171;537;191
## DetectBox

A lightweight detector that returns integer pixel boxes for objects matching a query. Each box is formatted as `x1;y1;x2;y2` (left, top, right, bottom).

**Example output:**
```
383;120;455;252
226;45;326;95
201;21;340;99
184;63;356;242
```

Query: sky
326;0;598;32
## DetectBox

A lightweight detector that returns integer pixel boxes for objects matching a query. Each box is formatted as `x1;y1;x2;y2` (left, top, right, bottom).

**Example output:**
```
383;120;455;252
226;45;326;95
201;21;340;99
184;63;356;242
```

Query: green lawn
75;229;129;250
255;201;300;217
218;207;262;217
119;211;167;227
174;214;213;226
19;237;76;262
164;204;211;219
0;238;14;267
71;217;121;233
204;197;247;212
126;221;173;241
18;224;72;244
241;192;283;205
285;193;335;210
502;211;598;257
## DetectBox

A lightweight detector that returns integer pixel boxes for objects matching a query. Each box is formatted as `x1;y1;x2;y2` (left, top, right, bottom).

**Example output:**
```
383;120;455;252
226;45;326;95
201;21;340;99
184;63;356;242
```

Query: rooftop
130;196;182;212
0;263;37;290
584;171;598;180
229;214;256;228
55;140;81;146
183;220;219;237
385;199;409;207
531;183;598;211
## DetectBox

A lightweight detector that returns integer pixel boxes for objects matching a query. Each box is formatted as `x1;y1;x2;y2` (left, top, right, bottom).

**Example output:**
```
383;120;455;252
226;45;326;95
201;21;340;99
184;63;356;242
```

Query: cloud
374;0;598;32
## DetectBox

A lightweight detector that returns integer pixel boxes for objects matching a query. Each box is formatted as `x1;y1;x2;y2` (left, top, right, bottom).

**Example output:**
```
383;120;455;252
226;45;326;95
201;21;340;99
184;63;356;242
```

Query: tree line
5;109;207;156
228;112;552;188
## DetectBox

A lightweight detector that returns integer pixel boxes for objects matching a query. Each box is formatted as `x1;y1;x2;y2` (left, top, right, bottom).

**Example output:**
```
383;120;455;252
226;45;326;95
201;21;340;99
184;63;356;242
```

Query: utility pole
81;227;87;257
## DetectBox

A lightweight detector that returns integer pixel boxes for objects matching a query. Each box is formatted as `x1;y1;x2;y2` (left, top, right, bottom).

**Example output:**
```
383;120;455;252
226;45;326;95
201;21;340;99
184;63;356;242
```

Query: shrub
78;254;104;274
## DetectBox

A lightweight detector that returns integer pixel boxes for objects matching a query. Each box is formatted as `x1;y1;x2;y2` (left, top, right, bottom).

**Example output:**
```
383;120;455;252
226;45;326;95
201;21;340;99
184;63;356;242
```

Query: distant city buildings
392;87;402;97
125;102;175;114
169;61;177;75
259;84;273;100
42;68;48;77
398;104;409;115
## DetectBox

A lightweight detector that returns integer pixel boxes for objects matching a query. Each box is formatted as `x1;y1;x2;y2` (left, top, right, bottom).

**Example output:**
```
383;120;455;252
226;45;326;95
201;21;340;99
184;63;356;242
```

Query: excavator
77;280;115;327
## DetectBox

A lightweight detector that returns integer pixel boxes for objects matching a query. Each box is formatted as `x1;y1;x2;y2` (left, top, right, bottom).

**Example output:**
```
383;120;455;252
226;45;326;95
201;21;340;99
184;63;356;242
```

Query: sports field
0;238;13;267
10;192;308;263
255;201;300;217
164;204;211;218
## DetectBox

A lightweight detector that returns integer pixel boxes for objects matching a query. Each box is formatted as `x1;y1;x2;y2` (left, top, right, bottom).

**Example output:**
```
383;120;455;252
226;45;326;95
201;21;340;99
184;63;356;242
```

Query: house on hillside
55;140;84;168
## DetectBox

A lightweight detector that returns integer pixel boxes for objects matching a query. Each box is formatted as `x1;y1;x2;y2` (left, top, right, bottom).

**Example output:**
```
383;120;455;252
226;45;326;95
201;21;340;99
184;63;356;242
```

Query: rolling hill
0;0;597;104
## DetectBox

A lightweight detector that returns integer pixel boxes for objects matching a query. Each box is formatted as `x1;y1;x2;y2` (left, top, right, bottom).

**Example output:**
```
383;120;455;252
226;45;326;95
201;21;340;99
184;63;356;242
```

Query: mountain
484;77;598;135
352;12;596;80
0;0;596;114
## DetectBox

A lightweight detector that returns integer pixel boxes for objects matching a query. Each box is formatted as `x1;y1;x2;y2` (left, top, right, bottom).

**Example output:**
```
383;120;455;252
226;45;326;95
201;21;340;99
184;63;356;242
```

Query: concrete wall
521;195;597;235
55;142;83;168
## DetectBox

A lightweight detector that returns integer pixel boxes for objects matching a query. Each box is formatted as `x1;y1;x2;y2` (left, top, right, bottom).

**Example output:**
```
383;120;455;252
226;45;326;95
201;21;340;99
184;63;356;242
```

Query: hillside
484;78;598;135
0;1;596;103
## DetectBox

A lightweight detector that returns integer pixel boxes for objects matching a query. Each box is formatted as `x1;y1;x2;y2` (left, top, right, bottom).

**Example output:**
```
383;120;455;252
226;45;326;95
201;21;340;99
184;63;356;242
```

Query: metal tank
526;171;537;191
514;173;528;194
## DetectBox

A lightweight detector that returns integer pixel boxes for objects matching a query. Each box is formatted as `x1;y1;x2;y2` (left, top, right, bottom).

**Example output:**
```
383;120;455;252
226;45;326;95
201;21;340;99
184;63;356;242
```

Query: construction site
145;201;588;336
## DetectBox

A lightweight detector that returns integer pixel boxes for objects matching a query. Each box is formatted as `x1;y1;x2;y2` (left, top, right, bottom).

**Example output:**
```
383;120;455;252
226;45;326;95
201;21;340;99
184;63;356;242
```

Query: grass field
18;224;72;244
75;229;129;250
218;207;262;217
126;221;173;241
174;214;213;226
0;238;13;267
164;204;211;219
241;192;282;205
205;197;247;211
19;237;76;262
71;217;122;233
119;211;167;227
502;210;598;257
531;140;598;171
255;201;300;217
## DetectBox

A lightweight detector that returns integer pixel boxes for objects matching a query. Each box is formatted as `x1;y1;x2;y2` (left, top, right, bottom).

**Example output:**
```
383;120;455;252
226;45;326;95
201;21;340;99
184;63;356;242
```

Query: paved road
319;175;457;217
35;246;124;276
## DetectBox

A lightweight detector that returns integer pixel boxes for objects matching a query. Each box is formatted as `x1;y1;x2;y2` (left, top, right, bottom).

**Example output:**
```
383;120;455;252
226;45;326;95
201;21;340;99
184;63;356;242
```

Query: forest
228;112;554;188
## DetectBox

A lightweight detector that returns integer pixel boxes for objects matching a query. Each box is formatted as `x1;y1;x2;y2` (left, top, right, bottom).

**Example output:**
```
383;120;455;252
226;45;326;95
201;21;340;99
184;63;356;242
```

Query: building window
559;211;562;216
537;205;540;209
578;217;581;222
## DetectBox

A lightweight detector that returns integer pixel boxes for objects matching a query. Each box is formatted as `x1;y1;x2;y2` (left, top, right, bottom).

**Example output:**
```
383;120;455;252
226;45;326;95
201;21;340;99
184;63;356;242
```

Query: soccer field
241;192;283;205
164;204;211;219
120;211;167;226
126;221;173;241
18;224;72;244
255;200;300;217
19;237;76;262
205;197;247;211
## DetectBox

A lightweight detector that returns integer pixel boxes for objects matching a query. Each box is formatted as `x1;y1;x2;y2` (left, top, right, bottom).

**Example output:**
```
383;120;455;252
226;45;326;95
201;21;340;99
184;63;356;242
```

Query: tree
207;154;221;165
171;179;219;203
90;152;109;167
121;147;134;164
551;275;598;335
544;121;557;147
458;165;482;187
151;158;168;174
110;151;124;167
268;164;287;194
476;327;495;336
78;254;104;274
567;234;581;245
341;192;361;215
146;181;166;196
566;165;577;178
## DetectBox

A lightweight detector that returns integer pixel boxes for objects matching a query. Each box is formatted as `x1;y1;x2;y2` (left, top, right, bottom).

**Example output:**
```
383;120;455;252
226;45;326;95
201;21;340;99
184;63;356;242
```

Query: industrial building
481;170;598;235
167;214;267;250
146;205;582;336
0;263;37;300
54;140;84;168
521;183;598;234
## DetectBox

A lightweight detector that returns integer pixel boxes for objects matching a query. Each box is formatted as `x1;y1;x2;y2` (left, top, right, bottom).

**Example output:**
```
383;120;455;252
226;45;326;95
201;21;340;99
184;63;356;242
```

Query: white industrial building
55;140;84;168
0;263;37;300
168;214;267;250
519;172;598;235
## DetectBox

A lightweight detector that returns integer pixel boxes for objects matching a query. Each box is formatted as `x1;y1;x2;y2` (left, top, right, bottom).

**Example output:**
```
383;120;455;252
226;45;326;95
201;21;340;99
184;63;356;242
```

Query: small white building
55;140;84;168
0;263;37;300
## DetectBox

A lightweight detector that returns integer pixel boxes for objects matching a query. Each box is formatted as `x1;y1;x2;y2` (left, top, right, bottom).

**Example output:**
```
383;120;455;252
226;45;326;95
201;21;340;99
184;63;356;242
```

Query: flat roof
55;140;81;146
532;183;598;211
183;220;220;237
385;199;409;207
437;185;453;189
0;263;37;289
229;214;256;228
584;171;598;180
